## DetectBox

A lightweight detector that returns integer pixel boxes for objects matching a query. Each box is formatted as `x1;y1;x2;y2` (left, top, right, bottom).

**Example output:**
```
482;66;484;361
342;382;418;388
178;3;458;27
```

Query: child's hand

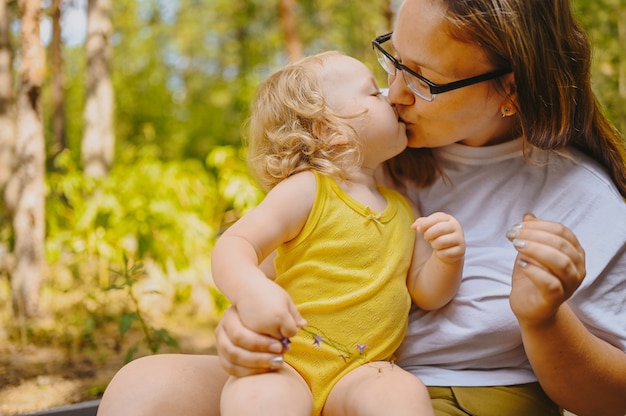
412;212;465;264
234;278;307;341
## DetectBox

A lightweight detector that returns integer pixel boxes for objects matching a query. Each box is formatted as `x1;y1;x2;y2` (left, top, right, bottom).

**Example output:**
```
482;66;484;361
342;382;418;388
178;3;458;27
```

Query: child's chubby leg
220;362;313;416
322;361;434;416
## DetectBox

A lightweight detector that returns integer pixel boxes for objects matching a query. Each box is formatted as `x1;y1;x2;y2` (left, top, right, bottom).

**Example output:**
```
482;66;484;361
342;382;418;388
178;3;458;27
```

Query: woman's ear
500;74;519;117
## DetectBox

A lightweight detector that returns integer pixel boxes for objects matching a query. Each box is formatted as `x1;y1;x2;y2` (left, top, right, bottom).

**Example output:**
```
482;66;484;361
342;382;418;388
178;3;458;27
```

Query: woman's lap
97;354;228;416
428;384;562;416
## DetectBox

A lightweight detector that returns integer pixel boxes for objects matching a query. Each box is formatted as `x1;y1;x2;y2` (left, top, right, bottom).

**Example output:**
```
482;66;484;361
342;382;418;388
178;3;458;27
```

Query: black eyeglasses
372;32;512;102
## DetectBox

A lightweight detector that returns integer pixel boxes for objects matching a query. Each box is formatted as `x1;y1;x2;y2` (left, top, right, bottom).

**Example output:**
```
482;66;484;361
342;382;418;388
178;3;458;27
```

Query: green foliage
573;0;626;132
107;257;180;363
206;145;265;226
46;144;263;273
45;0;402;167
39;142;262;356
209;286;230;315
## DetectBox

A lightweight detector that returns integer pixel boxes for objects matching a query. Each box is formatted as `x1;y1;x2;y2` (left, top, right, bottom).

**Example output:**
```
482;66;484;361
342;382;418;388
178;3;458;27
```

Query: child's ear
313;120;350;145
327;133;350;146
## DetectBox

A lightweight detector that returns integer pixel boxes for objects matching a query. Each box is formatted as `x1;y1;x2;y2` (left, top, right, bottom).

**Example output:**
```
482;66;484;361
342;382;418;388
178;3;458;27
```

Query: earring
501;107;511;117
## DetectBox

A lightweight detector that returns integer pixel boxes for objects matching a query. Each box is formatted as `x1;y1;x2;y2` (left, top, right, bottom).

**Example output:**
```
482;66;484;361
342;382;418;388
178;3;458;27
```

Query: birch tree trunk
82;0;114;177
50;0;66;155
12;0;46;318
0;0;15;192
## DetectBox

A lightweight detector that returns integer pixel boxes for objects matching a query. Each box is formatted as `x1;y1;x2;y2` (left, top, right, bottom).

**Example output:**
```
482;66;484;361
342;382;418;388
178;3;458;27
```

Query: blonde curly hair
245;51;362;191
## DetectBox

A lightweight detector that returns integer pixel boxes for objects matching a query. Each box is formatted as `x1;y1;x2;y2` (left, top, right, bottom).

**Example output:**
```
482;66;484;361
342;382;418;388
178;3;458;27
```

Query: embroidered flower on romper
281;337;292;350
312;335;324;347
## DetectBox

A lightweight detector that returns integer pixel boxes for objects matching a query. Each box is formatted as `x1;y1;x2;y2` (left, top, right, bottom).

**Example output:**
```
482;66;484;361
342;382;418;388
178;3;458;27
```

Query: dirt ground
0;325;217;416
0;256;223;416
0;342;119;415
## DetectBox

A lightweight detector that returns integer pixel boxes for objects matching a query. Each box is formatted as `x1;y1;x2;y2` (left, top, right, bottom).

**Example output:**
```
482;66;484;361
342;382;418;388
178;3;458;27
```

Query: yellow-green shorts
428;383;562;416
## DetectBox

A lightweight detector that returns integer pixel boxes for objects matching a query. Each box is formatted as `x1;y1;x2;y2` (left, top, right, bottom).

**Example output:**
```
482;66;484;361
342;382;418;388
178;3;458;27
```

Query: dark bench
17;400;100;416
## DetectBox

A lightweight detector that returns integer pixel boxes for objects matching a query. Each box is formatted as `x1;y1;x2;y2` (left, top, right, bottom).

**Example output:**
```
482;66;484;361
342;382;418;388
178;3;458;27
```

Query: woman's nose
387;74;415;106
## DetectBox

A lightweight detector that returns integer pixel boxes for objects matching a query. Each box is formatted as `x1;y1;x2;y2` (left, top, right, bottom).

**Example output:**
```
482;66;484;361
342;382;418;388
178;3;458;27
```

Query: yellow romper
275;172;415;416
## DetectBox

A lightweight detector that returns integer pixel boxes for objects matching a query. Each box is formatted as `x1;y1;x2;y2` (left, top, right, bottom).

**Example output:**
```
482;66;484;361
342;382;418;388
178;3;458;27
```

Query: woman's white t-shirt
397;138;626;386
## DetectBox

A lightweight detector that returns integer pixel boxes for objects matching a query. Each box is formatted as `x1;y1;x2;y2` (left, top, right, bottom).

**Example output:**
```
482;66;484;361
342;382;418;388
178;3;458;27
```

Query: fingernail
513;238;527;248
506;229;518;239
268;343;283;354
506;223;523;239
269;356;284;371
516;259;528;268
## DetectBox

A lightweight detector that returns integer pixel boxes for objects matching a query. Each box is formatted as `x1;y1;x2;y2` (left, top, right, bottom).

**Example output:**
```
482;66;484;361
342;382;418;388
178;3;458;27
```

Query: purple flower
356;344;367;354
281;337;291;350
312;335;323;347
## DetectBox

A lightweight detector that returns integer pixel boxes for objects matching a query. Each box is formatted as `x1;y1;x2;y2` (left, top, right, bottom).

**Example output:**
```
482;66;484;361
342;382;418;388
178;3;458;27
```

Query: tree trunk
383;0;394;31
50;0;66;156
0;0;15;192
278;0;302;62
12;0;46;318
82;0;114;178
618;5;626;134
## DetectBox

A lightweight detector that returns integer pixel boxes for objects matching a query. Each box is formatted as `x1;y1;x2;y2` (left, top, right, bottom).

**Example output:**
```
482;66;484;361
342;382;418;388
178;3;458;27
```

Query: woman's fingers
507;214;585;297
215;307;285;377
507;214;587;324
517;247;583;297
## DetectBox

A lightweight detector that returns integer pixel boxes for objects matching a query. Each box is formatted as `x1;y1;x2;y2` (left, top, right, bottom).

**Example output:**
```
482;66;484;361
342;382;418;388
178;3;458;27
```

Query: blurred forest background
0;0;624;413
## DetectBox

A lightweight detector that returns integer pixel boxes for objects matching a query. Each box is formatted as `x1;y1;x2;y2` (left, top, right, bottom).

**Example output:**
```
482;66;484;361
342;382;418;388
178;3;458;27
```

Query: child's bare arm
407;212;465;310
211;172;316;339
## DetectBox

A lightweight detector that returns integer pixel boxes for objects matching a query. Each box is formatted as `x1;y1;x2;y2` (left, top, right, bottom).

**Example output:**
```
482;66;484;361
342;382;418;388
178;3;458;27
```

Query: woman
97;1;626;415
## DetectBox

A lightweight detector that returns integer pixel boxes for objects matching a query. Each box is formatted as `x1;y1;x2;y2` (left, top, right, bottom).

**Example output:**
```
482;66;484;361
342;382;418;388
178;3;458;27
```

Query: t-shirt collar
433;137;525;166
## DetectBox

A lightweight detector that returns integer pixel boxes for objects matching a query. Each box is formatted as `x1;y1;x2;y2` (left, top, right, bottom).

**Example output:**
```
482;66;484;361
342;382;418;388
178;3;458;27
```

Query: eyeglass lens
374;47;435;101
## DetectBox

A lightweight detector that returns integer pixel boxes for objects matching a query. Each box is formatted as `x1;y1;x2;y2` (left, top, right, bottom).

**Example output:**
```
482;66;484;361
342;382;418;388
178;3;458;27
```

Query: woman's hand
506;213;586;326
215;306;288;377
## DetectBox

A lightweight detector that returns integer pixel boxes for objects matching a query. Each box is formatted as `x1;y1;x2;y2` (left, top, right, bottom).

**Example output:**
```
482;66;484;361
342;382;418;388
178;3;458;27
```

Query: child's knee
326;363;433;416
392;368;429;394
221;368;312;416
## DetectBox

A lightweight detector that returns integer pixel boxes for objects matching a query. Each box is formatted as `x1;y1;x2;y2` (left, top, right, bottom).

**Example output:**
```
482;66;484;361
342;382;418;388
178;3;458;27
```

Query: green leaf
119;312;138;337
124;343;139;364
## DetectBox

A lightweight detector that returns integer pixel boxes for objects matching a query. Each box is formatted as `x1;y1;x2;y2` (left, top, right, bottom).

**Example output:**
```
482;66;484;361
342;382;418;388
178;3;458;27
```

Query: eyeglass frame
372;32;512;101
